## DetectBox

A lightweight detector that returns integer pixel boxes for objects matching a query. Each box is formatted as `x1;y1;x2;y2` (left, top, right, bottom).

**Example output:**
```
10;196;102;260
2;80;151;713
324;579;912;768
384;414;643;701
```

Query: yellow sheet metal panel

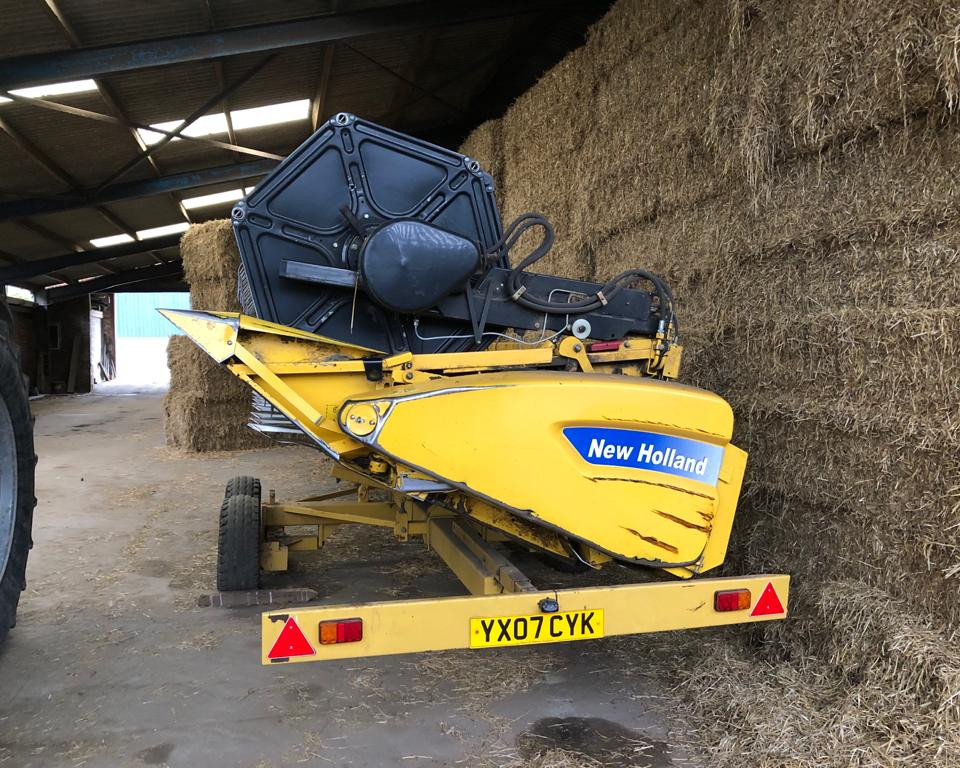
260;574;789;663
240;374;367;456
700;444;747;573
342;371;741;566
162;309;379;455
463;498;569;557
167;309;748;573
158;308;239;362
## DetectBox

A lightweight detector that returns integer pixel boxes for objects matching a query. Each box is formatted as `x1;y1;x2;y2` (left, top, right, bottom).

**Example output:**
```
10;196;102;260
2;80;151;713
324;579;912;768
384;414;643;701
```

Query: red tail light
319;618;363;644
714;588;751;612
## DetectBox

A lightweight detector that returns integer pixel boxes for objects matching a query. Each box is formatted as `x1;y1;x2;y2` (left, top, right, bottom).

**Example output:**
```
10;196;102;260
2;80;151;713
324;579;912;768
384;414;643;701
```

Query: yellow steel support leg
299;487;359;503
261;541;289;573
450;520;535;594
262;501;396;528
427;519;535;596
259;499;404;572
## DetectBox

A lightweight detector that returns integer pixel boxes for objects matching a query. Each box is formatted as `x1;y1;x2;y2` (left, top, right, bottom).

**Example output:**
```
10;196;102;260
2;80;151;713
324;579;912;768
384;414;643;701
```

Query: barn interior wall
44;297;91;395
8;302;41;393
460;0;960;763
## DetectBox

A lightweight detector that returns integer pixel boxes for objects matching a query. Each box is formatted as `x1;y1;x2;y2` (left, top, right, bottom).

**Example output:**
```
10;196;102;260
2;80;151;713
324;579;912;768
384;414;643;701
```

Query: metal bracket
362;359;383;381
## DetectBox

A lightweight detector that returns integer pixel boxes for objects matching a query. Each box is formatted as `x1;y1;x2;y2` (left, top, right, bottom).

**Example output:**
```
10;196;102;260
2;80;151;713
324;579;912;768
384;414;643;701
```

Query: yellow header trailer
254;465;788;665
262;572;789;664
162;309;788;665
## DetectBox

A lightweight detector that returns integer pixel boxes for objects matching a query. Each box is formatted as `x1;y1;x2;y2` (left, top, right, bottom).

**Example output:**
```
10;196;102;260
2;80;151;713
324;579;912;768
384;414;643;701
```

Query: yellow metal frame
426;517;535;595
161;309;743;575
257;484;543;590
261;573;789;663
255;485;788;664
157;310;788;664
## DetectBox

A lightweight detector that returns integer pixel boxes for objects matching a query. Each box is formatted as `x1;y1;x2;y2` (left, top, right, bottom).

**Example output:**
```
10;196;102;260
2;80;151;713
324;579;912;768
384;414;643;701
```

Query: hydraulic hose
487;213;675;328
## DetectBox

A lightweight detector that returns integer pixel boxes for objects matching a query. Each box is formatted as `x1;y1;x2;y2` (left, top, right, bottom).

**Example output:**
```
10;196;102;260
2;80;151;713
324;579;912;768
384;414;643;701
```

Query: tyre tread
0;329;35;644
216;493;261;591
224;476;261;501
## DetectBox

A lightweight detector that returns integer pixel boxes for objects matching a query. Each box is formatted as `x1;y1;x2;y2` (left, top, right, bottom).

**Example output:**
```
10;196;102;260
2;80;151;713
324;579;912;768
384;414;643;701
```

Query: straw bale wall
460;1;960;762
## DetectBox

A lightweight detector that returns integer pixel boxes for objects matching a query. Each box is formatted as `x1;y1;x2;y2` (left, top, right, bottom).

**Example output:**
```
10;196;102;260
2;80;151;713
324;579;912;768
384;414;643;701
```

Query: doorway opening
95;292;189;393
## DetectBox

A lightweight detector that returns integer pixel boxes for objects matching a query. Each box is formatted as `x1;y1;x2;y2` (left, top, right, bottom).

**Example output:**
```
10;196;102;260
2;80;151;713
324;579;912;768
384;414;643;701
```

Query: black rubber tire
223;475;261;501
0;325;35;645
216;494;261;591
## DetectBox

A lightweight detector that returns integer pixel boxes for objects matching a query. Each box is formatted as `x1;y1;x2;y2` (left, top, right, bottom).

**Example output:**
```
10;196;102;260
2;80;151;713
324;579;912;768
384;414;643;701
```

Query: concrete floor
0;393;700;768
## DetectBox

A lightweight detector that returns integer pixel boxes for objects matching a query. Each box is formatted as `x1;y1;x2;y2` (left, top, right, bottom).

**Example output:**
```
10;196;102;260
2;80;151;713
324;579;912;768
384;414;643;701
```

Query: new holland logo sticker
563;427;724;486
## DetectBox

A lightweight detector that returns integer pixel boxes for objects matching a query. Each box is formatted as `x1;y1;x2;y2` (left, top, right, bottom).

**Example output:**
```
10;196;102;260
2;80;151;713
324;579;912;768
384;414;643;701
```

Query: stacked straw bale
163;220;268;452
463;0;960;763
459;119;505;196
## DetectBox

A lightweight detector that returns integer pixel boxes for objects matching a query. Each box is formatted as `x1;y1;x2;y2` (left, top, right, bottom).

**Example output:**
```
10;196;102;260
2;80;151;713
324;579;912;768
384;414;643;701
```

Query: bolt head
573;344;582;352
538;597;560;613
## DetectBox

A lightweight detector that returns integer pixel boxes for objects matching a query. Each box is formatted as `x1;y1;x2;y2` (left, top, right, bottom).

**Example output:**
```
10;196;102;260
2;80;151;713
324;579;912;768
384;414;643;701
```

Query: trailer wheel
224;475;261;501
0;327;35;644
216;494;261;591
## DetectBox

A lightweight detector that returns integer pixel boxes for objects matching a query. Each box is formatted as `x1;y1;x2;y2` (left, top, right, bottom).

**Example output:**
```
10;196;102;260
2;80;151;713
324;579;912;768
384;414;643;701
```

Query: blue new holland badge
563;427;724;486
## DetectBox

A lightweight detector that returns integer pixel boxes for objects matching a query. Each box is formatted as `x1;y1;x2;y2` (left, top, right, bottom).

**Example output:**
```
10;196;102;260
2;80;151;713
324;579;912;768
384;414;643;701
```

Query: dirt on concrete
0;392;701;768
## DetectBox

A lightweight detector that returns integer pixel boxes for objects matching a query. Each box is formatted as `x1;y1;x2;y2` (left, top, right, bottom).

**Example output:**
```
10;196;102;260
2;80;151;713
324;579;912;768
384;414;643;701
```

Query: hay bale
498;41;613;279
719;309;960;429
684;582;960;767
163;326;268;453
570;0;728;251
166;335;250;402
459;119;505;194
164;221;269;452
480;0;960;761
703;0;960;193
164;393;268;453
180;219;241;311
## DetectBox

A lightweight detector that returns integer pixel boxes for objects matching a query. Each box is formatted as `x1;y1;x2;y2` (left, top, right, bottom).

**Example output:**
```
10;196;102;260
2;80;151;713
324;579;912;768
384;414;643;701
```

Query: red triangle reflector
750;582;785;617
268;617;316;659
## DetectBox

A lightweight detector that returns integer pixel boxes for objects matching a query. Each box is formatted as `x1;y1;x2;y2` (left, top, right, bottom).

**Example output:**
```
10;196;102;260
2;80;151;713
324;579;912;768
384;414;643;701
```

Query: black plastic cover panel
232;113;503;353
360;220;480;314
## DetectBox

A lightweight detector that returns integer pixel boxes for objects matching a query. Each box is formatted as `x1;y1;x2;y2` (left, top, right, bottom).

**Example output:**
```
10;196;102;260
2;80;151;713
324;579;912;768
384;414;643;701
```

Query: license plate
469;609;604;648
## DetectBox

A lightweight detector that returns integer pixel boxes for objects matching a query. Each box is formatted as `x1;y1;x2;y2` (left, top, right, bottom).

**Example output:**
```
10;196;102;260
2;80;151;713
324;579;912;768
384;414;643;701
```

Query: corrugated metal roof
0;0;613;293
0;0;69;58
210;0;397;30
55;0;209;48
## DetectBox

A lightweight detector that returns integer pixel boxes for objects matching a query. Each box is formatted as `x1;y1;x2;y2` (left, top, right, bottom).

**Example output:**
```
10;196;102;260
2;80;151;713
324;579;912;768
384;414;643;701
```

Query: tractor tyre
0;323;35;645
216;493;261;592
223;475;261;501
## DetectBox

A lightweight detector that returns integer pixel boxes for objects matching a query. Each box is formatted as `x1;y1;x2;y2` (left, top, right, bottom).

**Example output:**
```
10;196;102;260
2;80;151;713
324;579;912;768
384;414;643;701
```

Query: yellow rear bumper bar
261;573;789;664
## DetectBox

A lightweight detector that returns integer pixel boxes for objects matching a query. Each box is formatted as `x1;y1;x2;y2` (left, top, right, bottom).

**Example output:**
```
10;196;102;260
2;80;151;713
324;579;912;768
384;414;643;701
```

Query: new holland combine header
163;114;788;664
